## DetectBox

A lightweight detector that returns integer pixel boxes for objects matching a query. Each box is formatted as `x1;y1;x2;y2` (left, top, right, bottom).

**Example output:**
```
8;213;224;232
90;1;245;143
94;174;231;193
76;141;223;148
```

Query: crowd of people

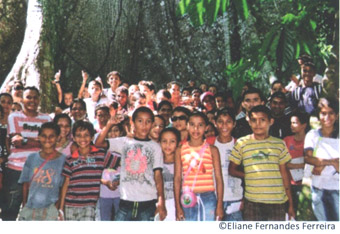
0;54;338;221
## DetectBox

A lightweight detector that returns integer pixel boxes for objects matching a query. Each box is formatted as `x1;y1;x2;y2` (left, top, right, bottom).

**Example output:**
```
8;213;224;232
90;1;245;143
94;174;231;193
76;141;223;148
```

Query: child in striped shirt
229;105;295;221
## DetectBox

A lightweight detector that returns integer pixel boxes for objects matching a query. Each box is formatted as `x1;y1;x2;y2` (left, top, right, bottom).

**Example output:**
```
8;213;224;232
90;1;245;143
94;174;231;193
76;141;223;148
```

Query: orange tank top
181;141;215;193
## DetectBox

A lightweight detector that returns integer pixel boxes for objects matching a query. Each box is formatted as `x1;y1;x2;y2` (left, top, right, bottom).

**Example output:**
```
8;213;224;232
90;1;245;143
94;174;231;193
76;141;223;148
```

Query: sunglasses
14;86;24;91
171;115;187;122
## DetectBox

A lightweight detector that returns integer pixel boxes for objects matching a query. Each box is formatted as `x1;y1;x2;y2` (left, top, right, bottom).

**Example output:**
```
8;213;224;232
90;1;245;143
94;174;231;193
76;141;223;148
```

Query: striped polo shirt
181;141;215;193
62;146;119;207
7;111;52;171
229;135;291;204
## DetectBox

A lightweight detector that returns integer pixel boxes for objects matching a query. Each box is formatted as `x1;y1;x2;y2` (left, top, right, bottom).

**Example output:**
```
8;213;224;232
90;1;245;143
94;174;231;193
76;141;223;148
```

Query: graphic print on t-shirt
32;168;57;188
123;143;154;185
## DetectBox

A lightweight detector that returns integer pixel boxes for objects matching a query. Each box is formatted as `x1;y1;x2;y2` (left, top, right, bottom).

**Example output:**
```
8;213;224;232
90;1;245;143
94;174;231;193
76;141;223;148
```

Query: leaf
276;28;295;72
258;26;280;66
231;0;249;20
309;19;317;31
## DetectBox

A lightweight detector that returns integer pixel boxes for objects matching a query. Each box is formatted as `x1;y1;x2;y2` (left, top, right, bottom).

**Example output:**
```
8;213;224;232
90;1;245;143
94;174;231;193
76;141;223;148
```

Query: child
59;120;118;221
213;108;243;221
171;106;191;144
284;111;309;218
160;127;181;221
174;111;224;221
18;122;66;220
149;115;165;142
229;105;295;221
304;97;339;221
95;106;167;221
53;114;73;156
98;123;124;221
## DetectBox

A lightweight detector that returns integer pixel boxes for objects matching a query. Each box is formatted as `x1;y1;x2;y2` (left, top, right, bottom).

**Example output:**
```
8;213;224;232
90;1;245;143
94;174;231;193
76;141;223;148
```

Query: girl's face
170;84;180;99
107;125;122;138
139;85;152;99
290;116;306;134
0;95;13;115
57;117;71;139
39;128;58;150
89;83;102;99
107;75;121;89
204;124;216;138
149;117;165;141
187;116;206;141
134;97;146;109
216;114;235;138
171;111;188;131
74;128;92;149
319;106;338;129
160;131;178;156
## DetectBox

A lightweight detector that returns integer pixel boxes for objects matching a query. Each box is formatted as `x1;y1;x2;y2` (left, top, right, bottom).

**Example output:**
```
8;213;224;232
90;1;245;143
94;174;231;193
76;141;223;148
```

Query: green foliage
177;0;249;26
178;0;338;99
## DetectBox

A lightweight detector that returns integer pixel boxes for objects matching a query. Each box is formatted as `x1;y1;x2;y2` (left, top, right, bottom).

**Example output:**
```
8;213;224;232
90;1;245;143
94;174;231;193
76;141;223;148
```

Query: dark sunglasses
14;86;24;91
171;115;187;122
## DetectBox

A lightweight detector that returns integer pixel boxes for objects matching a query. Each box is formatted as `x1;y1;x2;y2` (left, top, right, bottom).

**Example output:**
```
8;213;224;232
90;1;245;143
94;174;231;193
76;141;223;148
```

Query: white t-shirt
108;137;163;201
304;129;339;190
214;138;243;201
84;97;109;123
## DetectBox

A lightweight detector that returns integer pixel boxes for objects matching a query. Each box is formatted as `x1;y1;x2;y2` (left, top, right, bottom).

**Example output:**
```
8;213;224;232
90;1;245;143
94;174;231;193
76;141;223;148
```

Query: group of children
0;65;338;222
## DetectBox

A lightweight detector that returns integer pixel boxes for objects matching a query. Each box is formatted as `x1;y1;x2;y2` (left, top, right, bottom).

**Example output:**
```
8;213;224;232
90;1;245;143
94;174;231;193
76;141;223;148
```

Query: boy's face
89;83;101;99
216;114;235;138
208;86;217;95
133;112;153;139
96;109;110;126
71;103;86;121
39;128;58;150
108;125;122;138
302;65;315;87
242;93;263;113
23;89;40;112
290;116;306;134
269;97;286;118
74;128;92;149
117;91;128;107
171;111;188;131
149;117;165;141
215;96;226;109
64;93;73;106
107;75;121;88
248;112;273;139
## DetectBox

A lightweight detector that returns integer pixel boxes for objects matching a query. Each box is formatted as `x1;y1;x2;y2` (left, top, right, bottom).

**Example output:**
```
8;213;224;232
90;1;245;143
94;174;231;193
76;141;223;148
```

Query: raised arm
53;70;63;104
77;70;89;99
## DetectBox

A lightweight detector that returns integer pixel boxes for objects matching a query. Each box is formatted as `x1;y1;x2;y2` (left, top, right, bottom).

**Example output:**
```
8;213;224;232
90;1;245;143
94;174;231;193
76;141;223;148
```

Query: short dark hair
39;122;61;136
270;91;287;103
242;87;265;102
303;62;316;72
72;120;95;137
172;106;191;117
0;92;13;102
53;113;72;126
106;71;121;80
271;80;284;89
159;127;181;146
215;107;236;122
290;110;310;133
23;86;40;96
248;105;272;120
70;98;86;111
116;86;129;96
157;100;173;112
132;106;154;122
95;105;110;116
156;89;171;100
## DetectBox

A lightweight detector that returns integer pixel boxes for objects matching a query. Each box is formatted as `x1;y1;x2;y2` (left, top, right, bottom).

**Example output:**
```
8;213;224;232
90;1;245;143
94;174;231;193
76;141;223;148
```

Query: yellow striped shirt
229;135;291;204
